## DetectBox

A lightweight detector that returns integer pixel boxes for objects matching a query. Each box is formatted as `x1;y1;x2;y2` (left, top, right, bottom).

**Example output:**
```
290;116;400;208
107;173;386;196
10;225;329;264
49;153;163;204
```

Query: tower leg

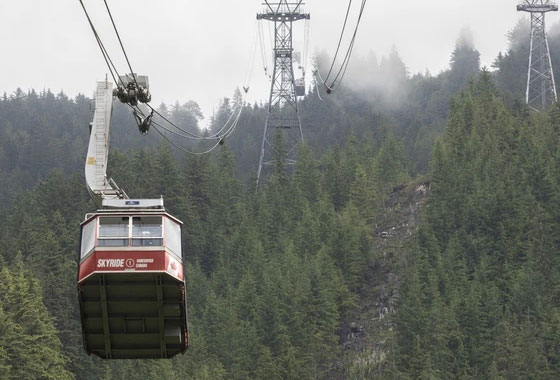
526;11;558;111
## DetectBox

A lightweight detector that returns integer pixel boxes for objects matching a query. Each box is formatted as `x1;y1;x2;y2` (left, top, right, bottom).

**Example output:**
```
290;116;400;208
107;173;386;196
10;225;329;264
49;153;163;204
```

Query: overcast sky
0;0;543;126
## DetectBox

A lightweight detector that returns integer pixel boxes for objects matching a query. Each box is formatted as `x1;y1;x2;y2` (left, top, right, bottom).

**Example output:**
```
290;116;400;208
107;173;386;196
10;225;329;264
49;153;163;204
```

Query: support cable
128;104;209;141
315;78;324;102
152;124;223;155
103;0;137;83
316;66;327;85
267;19;275;58
323;0;354;83
132;102;243;148
302;19;311;76
244;21;260;92
329;0;367;88
151;105;243;155
79;0;244;146
150;105;210;139
77;0;123;86
321;0;368;93
258;20;269;77
146;104;234;140
79;0;211;141
211;103;244;137
134;97;244;143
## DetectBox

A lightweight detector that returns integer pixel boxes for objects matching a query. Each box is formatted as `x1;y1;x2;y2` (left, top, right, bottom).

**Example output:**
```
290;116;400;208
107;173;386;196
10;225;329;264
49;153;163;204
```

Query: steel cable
321;0;368;92
151;105;243;156
329;0;367;88
77;0;122;86
324;0;354;83
79;0;246;148
103;0;137;84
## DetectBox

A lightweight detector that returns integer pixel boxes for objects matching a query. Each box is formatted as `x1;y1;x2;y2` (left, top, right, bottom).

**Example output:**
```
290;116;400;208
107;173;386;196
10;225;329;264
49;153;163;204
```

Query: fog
0;0;542;126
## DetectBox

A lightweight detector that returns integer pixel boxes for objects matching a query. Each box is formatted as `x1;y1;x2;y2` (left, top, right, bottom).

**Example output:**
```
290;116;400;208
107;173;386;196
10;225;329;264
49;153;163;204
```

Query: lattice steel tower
256;1;310;186
518;1;559;111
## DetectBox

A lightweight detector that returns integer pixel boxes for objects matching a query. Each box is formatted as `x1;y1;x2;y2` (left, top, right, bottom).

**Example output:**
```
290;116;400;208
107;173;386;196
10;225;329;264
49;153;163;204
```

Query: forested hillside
1;22;560;379
0;135;408;378
389;72;560;379
0;27;484;207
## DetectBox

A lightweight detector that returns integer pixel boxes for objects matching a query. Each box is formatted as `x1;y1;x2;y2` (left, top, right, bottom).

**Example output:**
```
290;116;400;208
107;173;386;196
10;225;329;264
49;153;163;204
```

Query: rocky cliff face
329;180;430;379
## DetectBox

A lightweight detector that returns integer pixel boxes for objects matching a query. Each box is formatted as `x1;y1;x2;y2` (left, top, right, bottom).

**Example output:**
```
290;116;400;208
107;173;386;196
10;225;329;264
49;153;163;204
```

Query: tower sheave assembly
518;0;559;111
257;1;310;186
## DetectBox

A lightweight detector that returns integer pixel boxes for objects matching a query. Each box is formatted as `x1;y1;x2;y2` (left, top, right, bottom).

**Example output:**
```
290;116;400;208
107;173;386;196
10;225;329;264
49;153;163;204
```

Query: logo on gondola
126;201;140;205
125;259;135;268
97;259;125;268
167;258;180;277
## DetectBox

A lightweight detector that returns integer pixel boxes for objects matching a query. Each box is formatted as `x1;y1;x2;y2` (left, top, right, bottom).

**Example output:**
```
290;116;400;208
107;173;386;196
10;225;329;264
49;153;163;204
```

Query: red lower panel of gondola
78;251;188;359
78;250;183;283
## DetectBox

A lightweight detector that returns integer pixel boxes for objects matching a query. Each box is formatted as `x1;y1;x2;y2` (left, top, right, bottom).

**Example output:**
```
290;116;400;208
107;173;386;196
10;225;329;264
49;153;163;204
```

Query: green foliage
0;255;74;380
0;122;395;379
391;72;560;379
3;23;558;379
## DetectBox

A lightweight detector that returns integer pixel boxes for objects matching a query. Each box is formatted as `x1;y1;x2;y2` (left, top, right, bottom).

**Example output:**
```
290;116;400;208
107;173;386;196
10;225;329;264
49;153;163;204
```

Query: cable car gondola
78;81;188;359
295;77;306;97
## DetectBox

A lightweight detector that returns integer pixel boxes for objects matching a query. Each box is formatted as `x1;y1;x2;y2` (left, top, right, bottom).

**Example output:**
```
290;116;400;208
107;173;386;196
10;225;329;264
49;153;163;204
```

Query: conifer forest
1;3;560;380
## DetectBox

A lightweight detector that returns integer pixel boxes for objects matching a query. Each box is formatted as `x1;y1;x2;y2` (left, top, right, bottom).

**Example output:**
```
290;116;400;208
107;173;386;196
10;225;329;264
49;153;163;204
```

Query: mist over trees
1;21;560;379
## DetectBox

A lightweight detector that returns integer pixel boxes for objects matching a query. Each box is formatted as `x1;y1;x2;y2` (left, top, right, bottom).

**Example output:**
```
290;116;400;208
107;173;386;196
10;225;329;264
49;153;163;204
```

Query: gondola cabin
295;78;306;97
78;199;188;359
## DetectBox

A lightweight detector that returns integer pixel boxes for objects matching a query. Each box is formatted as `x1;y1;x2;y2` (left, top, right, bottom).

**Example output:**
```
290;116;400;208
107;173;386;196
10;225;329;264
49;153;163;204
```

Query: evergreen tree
0;255;74;380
